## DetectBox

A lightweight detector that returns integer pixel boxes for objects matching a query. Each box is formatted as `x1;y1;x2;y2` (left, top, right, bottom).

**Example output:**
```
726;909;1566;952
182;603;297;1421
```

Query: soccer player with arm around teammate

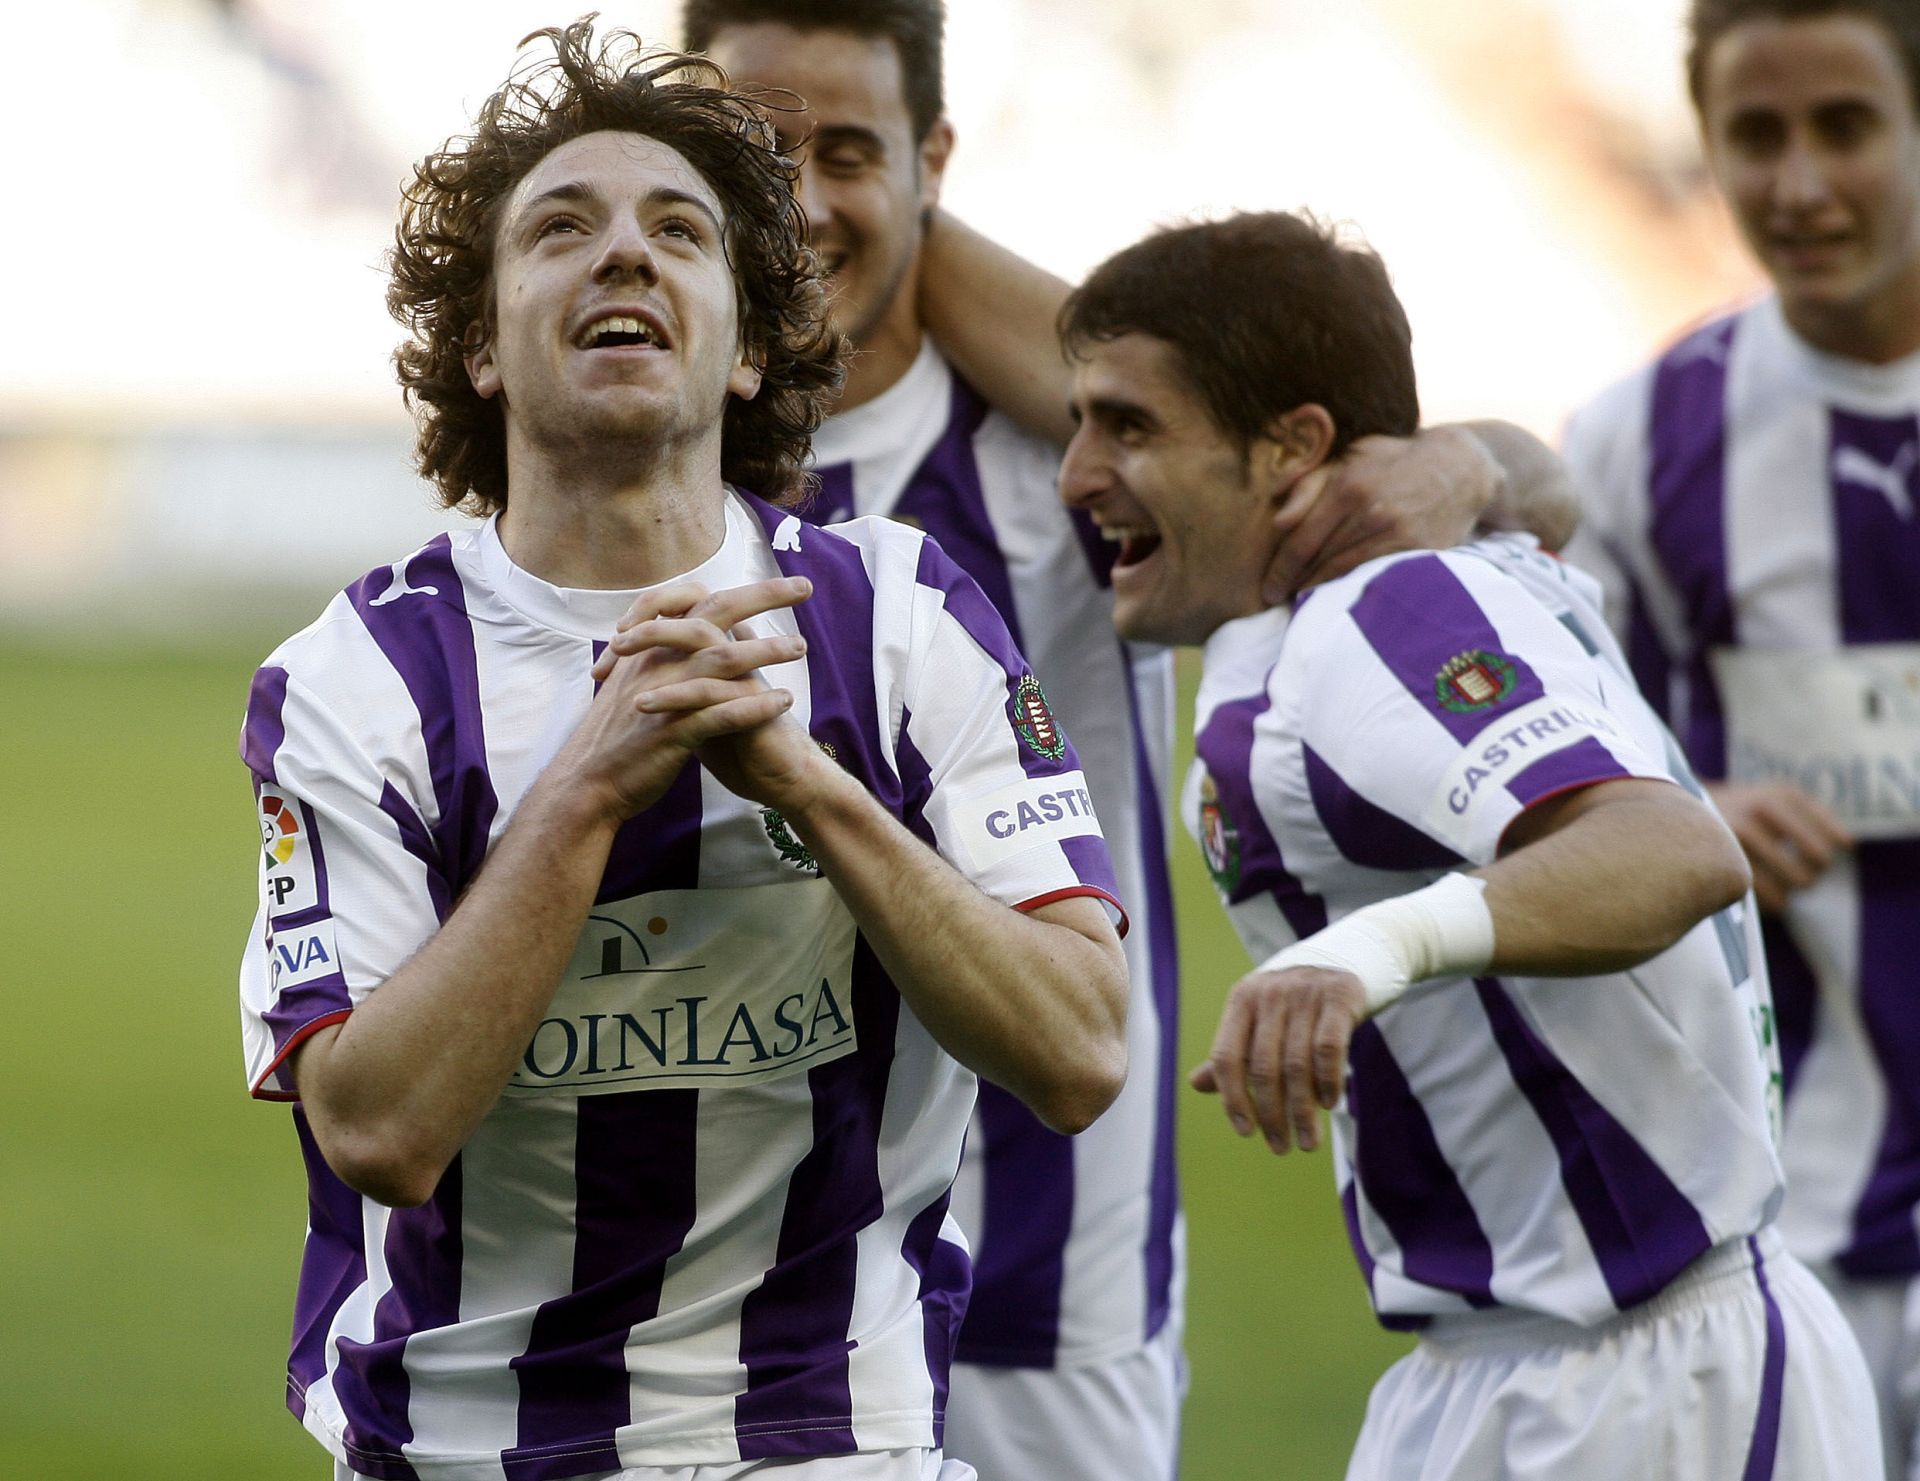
1562;3;1920;1471
682;6;1583;1475
1060;209;1881;1479
236;22;1127;1481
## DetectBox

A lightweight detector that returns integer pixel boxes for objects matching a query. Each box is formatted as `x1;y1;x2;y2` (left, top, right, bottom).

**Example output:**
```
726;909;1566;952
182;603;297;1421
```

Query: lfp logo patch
261;792;300;865
1434;650;1518;714
258;784;322;919
1012;675;1066;762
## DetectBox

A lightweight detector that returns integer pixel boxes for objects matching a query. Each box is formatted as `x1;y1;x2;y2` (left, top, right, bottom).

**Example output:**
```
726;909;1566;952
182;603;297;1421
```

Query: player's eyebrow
799;123;888;158
1083;396;1161;433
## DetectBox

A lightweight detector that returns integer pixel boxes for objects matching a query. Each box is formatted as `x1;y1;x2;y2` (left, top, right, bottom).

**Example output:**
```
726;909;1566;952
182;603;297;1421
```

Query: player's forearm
1462;420;1581;550
293;776;619;1207
1479;779;1750;973
782;767;1128;1132
920;210;1076;446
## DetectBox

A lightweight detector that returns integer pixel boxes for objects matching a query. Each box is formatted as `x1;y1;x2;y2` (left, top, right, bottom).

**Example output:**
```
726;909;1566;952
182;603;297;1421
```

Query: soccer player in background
1062;209;1880;1477
1562;2;1920;1471
683;5;1582;1476
235;21;1132;1479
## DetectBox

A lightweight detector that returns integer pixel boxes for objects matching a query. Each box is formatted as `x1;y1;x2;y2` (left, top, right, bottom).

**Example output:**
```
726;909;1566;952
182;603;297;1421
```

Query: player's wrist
1258;873;1495;1016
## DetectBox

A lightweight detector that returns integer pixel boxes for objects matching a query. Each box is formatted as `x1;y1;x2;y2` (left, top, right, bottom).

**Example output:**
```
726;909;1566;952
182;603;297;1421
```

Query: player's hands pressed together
580;575;820;819
1705;780;1852;913
1263;426;1500;601
1192;964;1367;1155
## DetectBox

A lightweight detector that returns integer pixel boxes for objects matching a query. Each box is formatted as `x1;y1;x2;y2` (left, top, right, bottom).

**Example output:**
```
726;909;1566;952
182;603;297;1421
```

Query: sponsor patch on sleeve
948;770;1104;872
1422;695;1630;834
267;918;343;993
258;784;323;921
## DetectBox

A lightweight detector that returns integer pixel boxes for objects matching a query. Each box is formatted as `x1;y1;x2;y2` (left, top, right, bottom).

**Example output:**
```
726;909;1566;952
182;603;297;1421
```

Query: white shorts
336;1451;973;1481
941;1315;1186;1481
1346;1231;1882;1481
1812;1264;1920;1481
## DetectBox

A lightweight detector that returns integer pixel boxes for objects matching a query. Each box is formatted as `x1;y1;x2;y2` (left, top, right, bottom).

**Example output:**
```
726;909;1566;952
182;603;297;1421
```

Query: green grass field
0;640;1408;1478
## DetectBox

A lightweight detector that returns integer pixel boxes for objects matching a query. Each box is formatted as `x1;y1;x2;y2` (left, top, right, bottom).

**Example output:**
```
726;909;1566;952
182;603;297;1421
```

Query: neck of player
829;256;928;413
1785;254;1920;365
494;427;729;591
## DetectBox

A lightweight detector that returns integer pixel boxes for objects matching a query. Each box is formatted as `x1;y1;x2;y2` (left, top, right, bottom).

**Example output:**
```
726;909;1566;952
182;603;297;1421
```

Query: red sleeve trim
249;1008;353;1102
1016;885;1131;941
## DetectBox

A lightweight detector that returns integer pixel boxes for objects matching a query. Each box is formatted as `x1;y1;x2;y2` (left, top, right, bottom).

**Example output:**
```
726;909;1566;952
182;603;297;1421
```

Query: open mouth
574;313;666;350
1104;523;1162;569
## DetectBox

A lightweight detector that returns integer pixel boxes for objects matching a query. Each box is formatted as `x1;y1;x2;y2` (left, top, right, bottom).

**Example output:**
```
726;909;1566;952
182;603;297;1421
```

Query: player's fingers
1206;988;1259;1138
604;615;733;660
1760;789;1851;866
1738;820;1823;893
1310;986;1359;1113
633;676;773;715
1189;1061;1220;1094
617;582;711;631
1264;467;1337;602
690;576;814;632
668;687;795;743
1749;862;1791;915
1281;983;1322;1153
675;633;807;684
1245;988;1291;1153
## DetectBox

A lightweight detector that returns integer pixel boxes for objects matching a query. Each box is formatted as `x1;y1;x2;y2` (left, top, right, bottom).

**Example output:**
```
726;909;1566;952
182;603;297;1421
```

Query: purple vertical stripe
1303;743;1463;870
735;939;899;1458
1345;1025;1498;1310
1623;583;1675;727
346;538;501;895
1646;316;1738;777
1829;414;1920;1277
376;781;451;924
745;496;900;812
508;1092;702;1477
242;665;290;780
802;460;857;525
331;1164;465;1480
1341;1181;1431;1334
598;766;705;901
1347;555;1549;747
287;1107;368;1422
889;378;1027;654
1476;978;1713;1307
1738;1238;1787;1481
901;1194;969;1446
955;1085;1072;1365
893;704;939;847
1765;918;1818;1103
1504;737;1632;809
1194;687;1324;934
1125;649;1182;1343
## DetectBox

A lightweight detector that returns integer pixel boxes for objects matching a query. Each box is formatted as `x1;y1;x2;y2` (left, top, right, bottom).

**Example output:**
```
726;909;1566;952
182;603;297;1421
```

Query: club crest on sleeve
1011;674;1066;762
1434;649;1519;714
1198;770;1241;894
761;740;837;874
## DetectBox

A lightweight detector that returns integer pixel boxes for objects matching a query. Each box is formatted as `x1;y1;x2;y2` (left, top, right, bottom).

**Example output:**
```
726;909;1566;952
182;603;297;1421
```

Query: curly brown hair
388;16;846;513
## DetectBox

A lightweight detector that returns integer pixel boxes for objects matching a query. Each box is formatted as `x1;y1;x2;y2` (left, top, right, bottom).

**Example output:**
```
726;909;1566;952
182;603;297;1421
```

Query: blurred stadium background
0;0;1760;1473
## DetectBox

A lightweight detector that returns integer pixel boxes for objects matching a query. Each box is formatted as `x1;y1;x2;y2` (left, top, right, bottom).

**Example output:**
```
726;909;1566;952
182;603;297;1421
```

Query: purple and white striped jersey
1565;297;1920;1281
804;340;1182;1369
236;490;1123;1480
1186;536;1785;1329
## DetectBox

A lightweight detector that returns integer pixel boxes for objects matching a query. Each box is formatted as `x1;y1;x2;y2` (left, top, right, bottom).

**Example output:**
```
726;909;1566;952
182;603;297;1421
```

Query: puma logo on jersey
1833;443;1917;520
370;553;442;605
773;516;804;551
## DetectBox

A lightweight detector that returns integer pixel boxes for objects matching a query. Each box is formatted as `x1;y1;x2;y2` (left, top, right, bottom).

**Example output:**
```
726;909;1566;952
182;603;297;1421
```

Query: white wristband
1256;873;1495;1017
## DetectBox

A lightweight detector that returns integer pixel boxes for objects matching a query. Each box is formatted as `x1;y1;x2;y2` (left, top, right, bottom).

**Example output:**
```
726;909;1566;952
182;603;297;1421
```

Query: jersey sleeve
1293;551;1674;867
895;535;1126;931
237;659;447;1100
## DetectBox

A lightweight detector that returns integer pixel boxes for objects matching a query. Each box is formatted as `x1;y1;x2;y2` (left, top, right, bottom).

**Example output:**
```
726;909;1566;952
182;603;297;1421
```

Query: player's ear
466;338;502;401
1257;404;1336;498
917;118;956;215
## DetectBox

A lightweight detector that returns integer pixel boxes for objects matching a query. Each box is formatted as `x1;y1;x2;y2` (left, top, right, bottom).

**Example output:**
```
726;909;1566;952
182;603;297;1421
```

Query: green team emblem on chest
1012;675;1066;761
761;740;838;874
1198;770;1241;894
1434;649;1519;713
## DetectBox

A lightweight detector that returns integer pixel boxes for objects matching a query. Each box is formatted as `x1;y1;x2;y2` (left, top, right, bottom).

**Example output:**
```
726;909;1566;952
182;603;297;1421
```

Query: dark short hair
1061;212;1419;457
683;0;947;142
1687;0;1920;112
387;17;846;514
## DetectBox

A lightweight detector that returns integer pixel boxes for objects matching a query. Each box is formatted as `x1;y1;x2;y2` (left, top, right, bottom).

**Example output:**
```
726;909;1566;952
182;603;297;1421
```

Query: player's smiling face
701;24;947;356
465;130;761;461
1700;14;1920;347
1060;333;1290;647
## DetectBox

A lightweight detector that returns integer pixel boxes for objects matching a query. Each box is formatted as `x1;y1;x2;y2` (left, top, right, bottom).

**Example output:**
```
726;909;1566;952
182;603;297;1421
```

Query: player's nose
593;215;660;286
794;161;832;238
1772;134;1833;213
1058;426;1113;509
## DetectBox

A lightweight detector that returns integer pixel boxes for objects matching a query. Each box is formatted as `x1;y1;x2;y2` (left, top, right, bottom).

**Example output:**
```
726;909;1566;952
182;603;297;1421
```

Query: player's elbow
1032;1037;1129;1135
310;1118;450;1209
